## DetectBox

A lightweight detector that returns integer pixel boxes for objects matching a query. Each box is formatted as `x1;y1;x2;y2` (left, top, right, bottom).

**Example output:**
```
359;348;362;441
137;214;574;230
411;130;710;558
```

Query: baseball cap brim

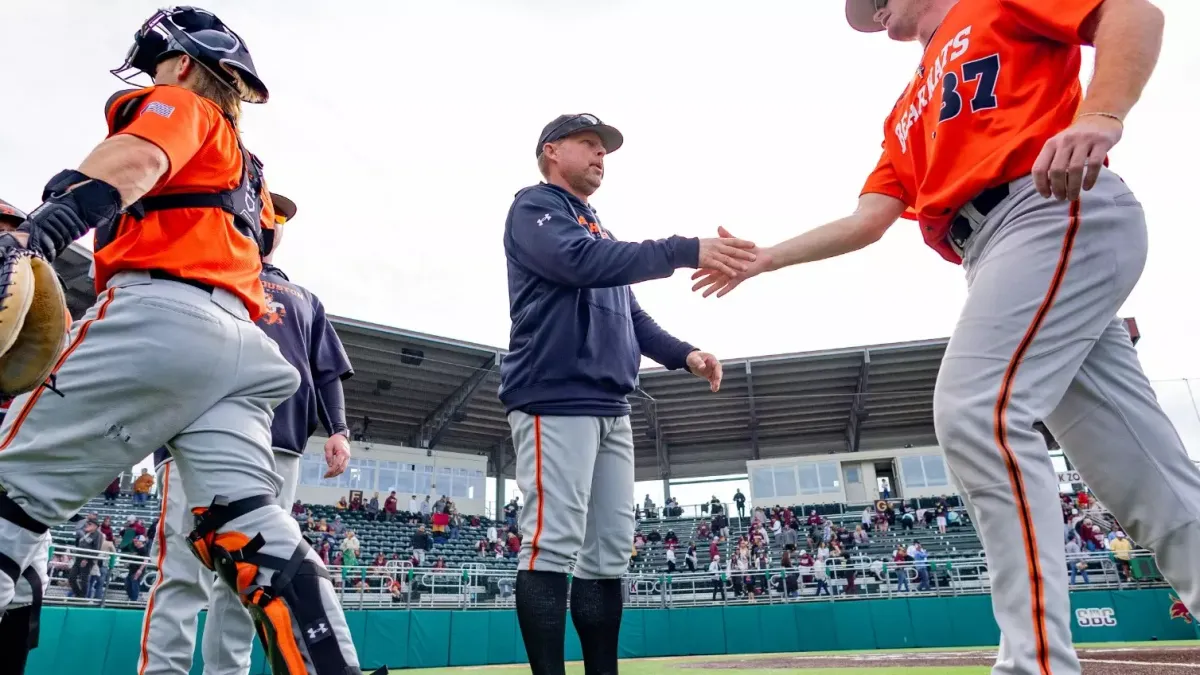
270;192;298;222
846;0;885;33
585;123;624;154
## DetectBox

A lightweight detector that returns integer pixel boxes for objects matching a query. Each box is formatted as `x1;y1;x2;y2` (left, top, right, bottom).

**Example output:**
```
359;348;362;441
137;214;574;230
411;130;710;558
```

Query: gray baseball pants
933;168;1200;675
139;451;300;675
509;411;635;579
0;270;360;672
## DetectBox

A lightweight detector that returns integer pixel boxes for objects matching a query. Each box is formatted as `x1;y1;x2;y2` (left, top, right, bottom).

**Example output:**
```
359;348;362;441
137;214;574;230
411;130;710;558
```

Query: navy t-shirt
154;264;353;469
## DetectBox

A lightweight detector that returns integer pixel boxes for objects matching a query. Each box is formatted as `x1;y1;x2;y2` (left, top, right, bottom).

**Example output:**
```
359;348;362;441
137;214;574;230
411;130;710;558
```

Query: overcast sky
4;1;1199;509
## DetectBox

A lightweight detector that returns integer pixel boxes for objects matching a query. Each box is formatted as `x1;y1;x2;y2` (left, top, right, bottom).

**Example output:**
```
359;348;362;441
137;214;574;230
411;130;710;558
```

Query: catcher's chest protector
101;88;268;255
0;251;69;397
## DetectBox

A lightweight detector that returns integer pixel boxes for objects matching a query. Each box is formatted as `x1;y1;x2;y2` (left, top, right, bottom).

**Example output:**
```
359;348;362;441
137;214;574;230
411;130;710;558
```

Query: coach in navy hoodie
500;113;756;675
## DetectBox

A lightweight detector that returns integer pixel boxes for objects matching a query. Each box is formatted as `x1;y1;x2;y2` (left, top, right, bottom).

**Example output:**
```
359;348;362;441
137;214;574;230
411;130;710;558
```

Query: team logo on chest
262;291;287;325
892;25;1000;154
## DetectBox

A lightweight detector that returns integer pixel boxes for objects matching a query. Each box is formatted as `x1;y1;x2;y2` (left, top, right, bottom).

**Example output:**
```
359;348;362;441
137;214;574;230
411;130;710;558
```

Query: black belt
947;182;1012;250
148;270;215;294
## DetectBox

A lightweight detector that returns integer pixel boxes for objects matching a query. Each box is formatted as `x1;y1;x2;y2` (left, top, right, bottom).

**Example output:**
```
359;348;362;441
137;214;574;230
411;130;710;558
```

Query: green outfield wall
27;588;1198;674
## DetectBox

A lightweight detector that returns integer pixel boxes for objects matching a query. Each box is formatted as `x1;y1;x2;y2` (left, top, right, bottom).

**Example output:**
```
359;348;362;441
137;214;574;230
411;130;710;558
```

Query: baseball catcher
0;7;365;675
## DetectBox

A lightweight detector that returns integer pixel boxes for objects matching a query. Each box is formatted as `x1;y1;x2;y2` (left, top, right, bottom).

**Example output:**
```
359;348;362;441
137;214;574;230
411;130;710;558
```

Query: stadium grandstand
44;243;1156;613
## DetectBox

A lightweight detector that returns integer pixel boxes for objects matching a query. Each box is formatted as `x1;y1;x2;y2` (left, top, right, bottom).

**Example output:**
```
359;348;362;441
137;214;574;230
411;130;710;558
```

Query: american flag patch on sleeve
144;101;176;118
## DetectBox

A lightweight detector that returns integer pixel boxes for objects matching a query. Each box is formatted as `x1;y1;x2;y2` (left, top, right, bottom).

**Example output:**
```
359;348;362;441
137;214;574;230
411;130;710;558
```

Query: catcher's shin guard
187;495;357;675
0;494;47;674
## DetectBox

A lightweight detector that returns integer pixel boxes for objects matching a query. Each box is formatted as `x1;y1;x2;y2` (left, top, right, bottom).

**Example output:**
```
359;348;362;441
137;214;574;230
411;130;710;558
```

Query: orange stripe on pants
0;287;118;451
527;416;545;571
992;199;1082;675
138;461;172;675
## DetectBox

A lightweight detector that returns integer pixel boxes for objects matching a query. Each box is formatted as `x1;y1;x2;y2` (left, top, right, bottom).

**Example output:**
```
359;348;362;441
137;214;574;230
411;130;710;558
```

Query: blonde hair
186;60;243;125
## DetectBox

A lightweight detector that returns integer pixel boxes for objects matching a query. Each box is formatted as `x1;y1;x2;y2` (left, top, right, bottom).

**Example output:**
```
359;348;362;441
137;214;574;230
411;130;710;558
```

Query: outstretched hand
691;227;772;298
686;350;723;392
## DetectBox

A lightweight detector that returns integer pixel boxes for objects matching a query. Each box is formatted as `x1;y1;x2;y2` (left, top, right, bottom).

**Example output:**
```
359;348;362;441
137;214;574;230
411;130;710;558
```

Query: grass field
387;641;1200;675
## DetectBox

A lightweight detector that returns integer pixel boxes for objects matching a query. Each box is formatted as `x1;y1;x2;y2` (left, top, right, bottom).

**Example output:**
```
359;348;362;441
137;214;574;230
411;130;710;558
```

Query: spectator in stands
332;515;347;536
816;541;829;563
712;511;729;540
1077;491;1090;509
432;556;447;570
894;545;911;591
696;521;710;541
881;480;891;499
316;541;332;565
99;516;114;542
862;506;875;530
709;554;726;601
315;517;331;536
647;529;662;545
291;499;305;518
366;493;380;521
730;551;749;598
665;545;677;573
103;477;121;506
822;520;834;544
751;507;766;526
685;543;698;572
506;531;521;557
126;534;150;600
433;495;447;514
884;502;897;531
633;531;647;551
341;529;361;569
411;525;432;565
407;494;420;517
853;524;870;547
336;496;348;510
477;538;491;557
665;497;682;518
350;494;363;512
385;491;398;521
780;521;798;551
913;543;930;591
709;496;723;515
900;505;916;531
733;489;746;519
836;525;853;550
493;541;507;559
504;497;519;529
1109;531;1133;580
302;517;315;533
132;468;154;507
807;509;822;528
935;499;949;535
1065;533;1089;585
708;536;719;562
664;529;679;546
90;533;117;599
642;494;657;520
487;522;500;545
780;549;798;597
813;556;831;596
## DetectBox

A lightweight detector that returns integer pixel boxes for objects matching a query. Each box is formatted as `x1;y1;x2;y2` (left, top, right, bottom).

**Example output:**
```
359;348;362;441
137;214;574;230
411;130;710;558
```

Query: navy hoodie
500;183;701;417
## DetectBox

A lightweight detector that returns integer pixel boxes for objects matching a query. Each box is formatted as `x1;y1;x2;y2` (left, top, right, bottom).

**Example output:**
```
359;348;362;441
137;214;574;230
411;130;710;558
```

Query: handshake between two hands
691;226;773;299
682;227;775;395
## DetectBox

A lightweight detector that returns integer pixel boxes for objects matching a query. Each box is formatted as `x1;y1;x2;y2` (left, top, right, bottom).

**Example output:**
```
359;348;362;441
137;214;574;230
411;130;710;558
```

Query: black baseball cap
536;113;624;158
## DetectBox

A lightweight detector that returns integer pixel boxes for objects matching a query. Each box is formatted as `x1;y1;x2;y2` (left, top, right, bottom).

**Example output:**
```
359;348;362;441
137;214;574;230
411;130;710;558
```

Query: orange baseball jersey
94;85;274;320
860;0;1105;264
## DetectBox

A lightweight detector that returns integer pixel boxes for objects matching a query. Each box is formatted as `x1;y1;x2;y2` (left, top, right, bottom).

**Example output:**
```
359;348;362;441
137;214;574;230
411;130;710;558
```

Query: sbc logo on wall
1075;608;1117;628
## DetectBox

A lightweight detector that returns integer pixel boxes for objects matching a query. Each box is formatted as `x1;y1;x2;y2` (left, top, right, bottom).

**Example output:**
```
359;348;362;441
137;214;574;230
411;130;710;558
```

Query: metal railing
39;543;1165;611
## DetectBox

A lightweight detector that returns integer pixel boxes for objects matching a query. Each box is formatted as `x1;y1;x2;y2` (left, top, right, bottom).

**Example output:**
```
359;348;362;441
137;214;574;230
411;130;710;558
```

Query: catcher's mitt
0;248;68;396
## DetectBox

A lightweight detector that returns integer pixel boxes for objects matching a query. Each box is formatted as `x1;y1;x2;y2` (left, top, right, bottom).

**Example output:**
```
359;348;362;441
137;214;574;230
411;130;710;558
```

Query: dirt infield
679;646;1200;672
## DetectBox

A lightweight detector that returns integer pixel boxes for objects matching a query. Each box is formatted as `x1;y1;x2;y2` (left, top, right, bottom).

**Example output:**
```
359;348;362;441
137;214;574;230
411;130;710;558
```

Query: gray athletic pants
0;271;359;670
509;411;635;578
933;168;1200;675
138;451;300;675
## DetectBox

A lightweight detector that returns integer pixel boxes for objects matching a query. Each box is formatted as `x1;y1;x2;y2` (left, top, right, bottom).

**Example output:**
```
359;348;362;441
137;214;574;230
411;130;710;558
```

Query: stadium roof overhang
52;243;1139;484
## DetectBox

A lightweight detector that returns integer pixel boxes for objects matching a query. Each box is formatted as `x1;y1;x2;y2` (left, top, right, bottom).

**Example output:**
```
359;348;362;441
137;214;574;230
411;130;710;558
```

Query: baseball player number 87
939;53;1001;121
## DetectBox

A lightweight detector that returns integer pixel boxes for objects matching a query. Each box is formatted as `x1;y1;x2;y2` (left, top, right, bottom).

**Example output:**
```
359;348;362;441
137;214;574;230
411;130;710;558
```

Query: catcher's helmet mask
111;6;268;104
0;199;28;227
